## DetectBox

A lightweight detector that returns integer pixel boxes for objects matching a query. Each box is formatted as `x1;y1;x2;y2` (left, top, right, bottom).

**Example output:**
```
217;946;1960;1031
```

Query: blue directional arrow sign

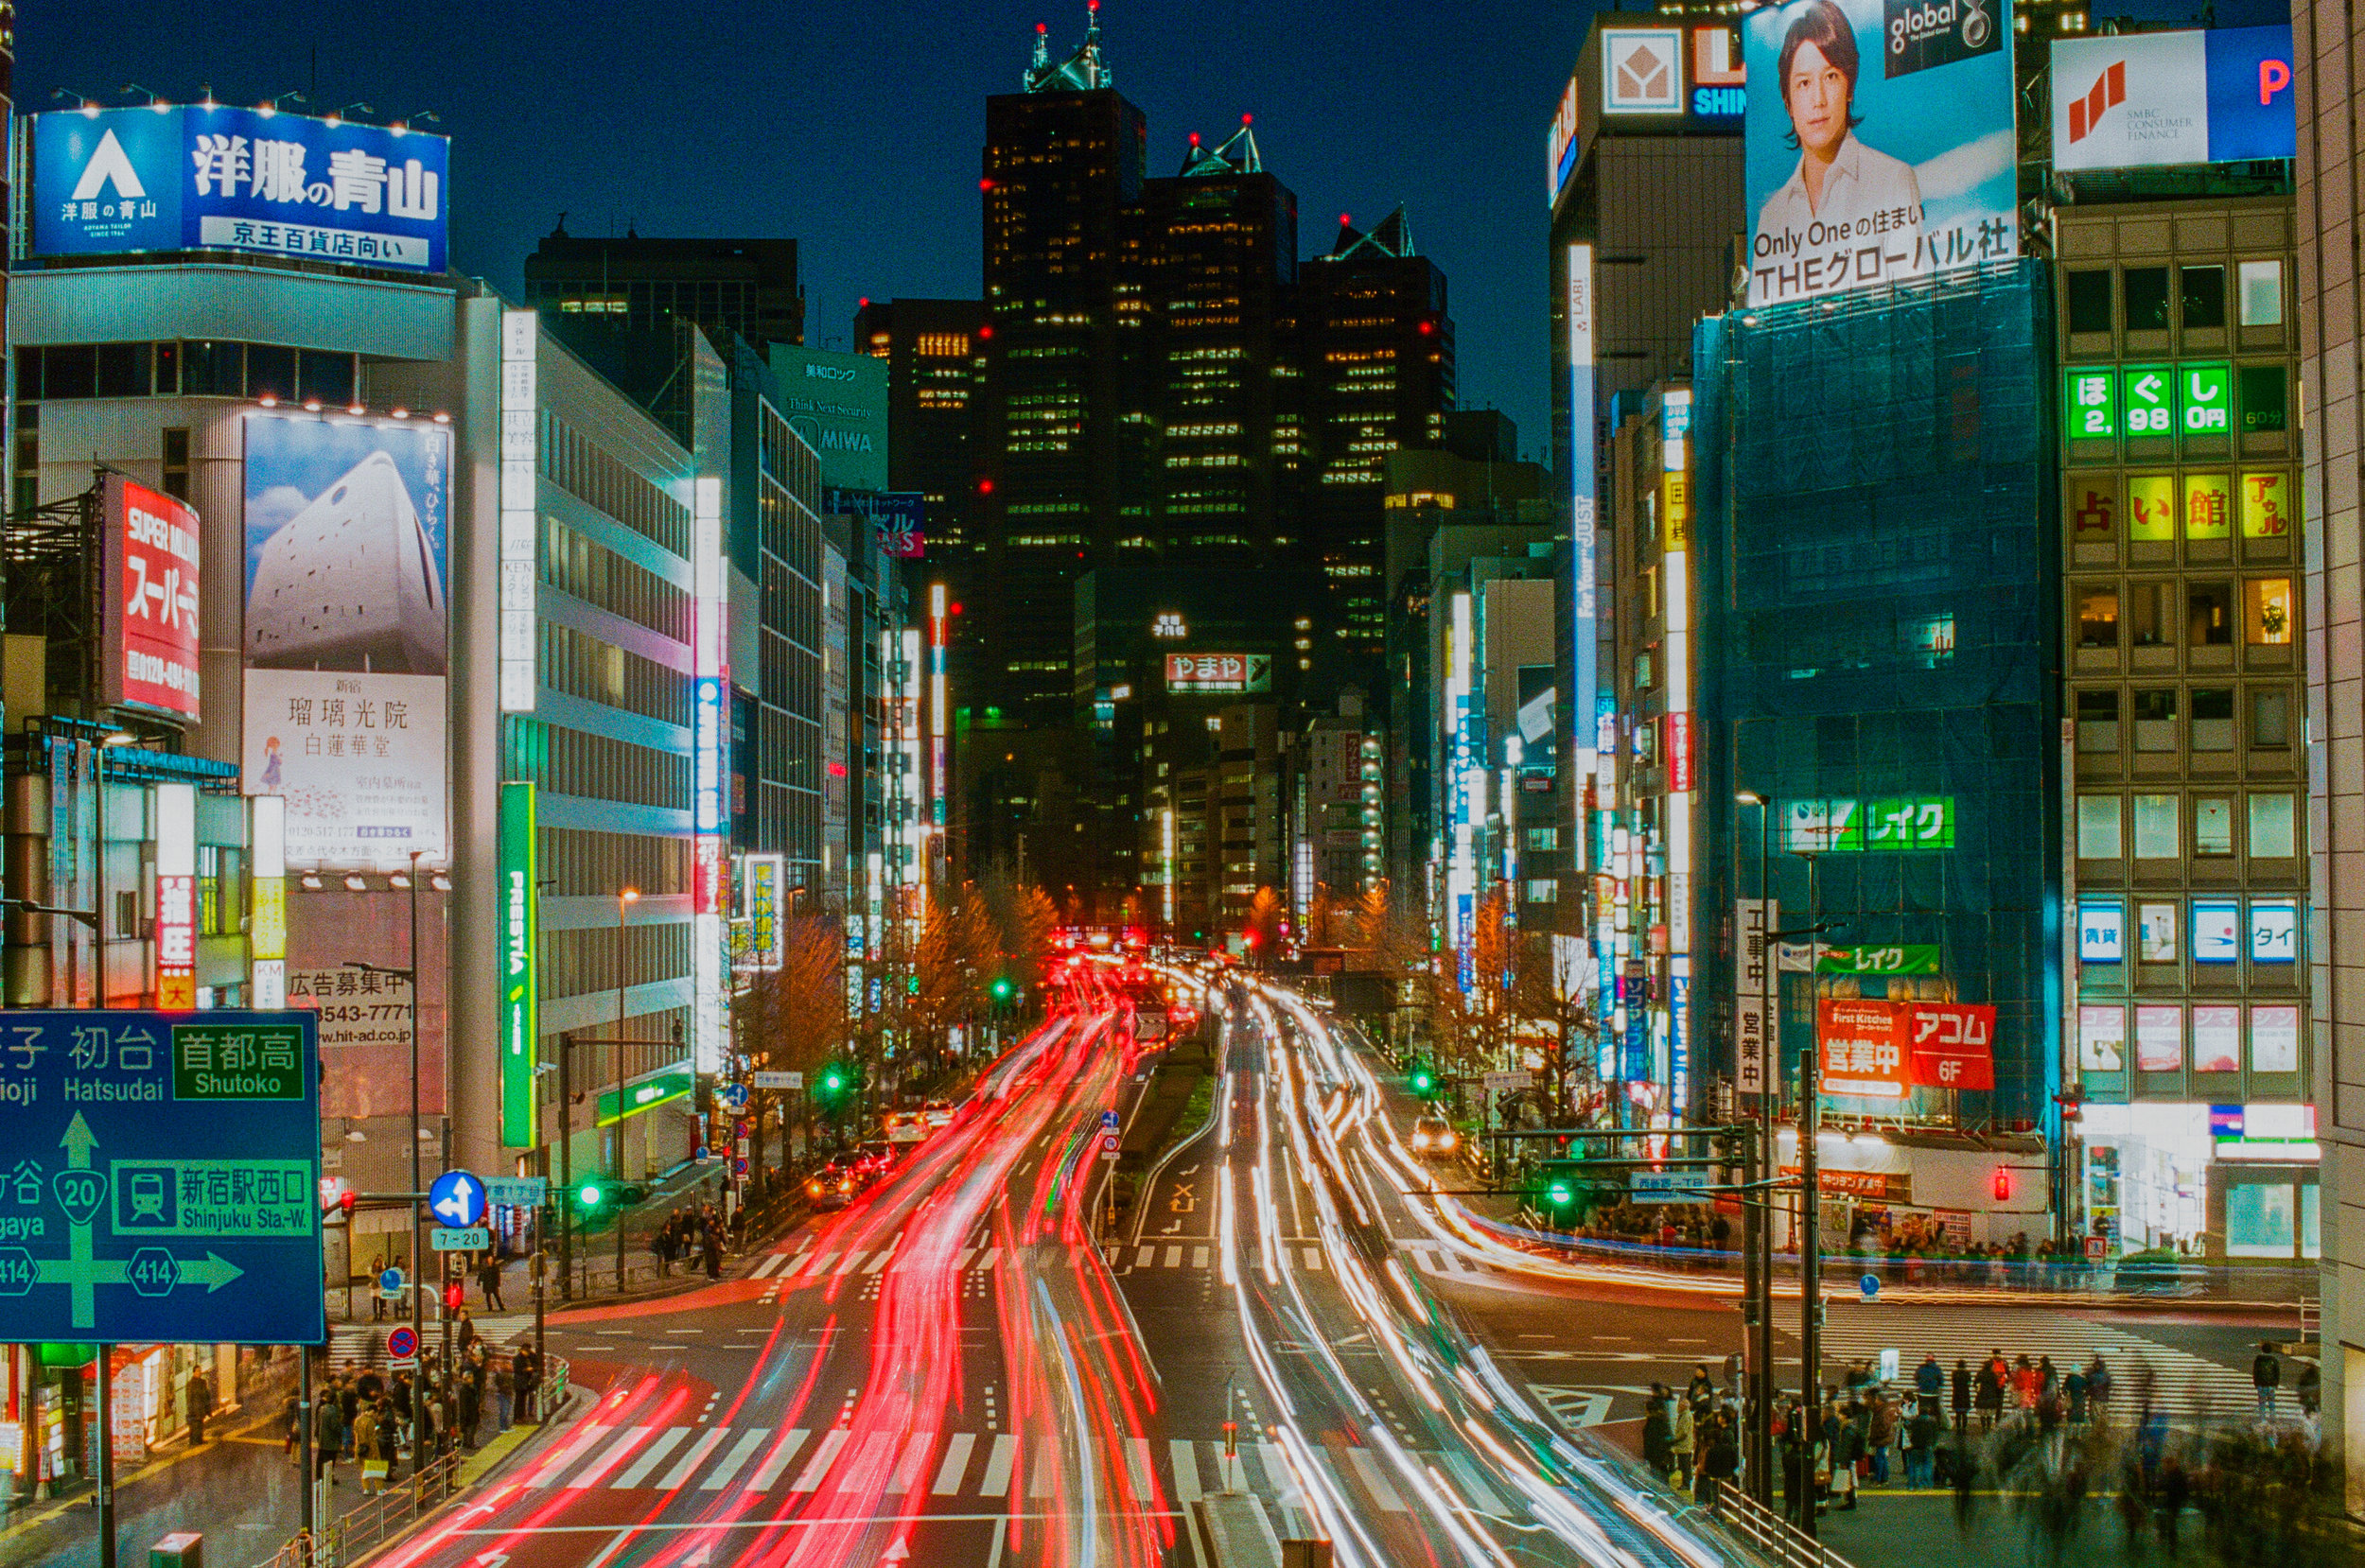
0;1010;324;1345
428;1170;488;1229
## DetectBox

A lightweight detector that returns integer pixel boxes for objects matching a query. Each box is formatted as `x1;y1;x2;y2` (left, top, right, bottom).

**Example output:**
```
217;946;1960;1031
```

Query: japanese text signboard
101;477;201;723
1820;999;1910;1098
1165;653;1273;694
0;1010;324;1345
1819;998;1997;1096
34;107;447;271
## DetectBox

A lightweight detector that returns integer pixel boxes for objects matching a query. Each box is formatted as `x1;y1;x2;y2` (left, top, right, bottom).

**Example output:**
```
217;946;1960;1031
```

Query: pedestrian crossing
1804;1304;2260;1425
734;1237;1496;1282
325;1313;537;1366
514;1417;1515;1516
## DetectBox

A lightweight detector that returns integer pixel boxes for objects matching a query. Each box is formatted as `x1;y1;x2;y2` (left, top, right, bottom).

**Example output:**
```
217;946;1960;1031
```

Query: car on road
920;1099;955;1129
805;1160;859;1211
851;1141;900;1179
1410;1114;1460;1159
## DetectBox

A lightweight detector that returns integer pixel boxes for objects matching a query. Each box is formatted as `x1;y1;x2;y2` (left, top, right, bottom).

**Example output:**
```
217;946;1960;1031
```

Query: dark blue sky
25;1;2271;459
26;1;1595;460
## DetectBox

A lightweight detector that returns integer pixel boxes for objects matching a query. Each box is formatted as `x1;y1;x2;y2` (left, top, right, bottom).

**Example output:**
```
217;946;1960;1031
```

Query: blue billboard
0;1011;325;1346
34;106;448;271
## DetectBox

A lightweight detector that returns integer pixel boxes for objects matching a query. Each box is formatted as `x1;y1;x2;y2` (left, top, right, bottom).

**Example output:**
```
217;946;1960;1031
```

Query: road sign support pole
533;1203;547;1420
298;1346;315;1539
558;1031;573;1304
95;1343;114;1568
1798;849;1822;1542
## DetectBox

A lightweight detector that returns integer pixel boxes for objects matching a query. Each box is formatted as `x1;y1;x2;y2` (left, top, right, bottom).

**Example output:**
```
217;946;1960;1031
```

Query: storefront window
2195;796;2234;855
2133;794;2180;859
2250;793;2297;858
2238;259;2284;324
2077;795;2123;859
2077;589;2119;648
2191;688;2234;751
2133;688;2177;751
2225;1181;2298;1259
2245;578;2292;645
2187;581;2233;642
2139;901;2179;963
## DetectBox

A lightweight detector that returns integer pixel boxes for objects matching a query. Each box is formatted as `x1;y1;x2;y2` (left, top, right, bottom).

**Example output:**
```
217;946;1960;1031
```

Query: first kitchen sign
102;476;201;723
34;105;447;272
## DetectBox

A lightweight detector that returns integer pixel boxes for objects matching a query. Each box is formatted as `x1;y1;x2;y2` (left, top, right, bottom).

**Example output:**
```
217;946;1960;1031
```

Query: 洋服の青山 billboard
1744;0;2017;306
33;106;447;271
241;414;449;867
2050;26;2295;172
102;475;201;723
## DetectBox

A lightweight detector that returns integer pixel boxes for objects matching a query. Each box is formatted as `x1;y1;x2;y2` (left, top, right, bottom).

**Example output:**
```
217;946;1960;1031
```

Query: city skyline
26;0;1588;456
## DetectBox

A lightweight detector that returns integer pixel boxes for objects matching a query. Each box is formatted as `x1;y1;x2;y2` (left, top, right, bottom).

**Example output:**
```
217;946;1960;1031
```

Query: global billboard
240;415;449;867
2050;26;2295;172
1744;0;2017;306
34;106;447;271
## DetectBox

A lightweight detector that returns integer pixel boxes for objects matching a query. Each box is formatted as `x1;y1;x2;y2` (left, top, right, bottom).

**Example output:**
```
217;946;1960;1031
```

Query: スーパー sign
102;477;201;723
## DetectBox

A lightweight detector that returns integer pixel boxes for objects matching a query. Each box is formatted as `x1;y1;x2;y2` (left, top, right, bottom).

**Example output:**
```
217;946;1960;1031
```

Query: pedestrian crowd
651;1202;733;1281
1642;1342;2339;1558
282;1340;545;1493
1559;1206;2121;1289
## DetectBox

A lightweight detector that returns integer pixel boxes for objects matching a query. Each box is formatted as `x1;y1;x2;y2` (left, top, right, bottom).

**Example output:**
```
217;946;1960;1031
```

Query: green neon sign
2179;362;2231;435
596;1062;694;1127
2065;368;2116;439
1785;797;1953;855
499;781;538;1150
2121;364;2172;434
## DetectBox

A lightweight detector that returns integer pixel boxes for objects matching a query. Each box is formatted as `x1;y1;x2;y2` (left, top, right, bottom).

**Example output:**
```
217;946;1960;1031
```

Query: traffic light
991;977;1015;1002
1538;1159;1585;1221
443;1280;464;1314
1409;1063;1437;1098
338;1191;357;1224
573;1178;609;1213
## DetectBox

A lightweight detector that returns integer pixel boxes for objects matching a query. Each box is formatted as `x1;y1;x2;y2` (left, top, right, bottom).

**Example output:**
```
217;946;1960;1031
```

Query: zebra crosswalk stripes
1806;1304;2259;1424
1405;1245;1491;1281
518;1417;1524;1519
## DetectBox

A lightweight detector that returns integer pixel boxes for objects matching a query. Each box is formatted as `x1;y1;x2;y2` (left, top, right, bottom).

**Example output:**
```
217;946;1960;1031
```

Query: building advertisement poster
1568;243;1599;788
101;476;201;723
33;106;447;270
1819;998;1908;1098
1743;0;2017;306
240;414;449;868
769;347;888;492
2049;27;2295;173
1735;898;1776;1098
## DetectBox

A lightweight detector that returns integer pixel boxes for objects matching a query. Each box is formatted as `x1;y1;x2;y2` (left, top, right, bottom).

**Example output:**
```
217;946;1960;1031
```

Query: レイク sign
103;477;201;723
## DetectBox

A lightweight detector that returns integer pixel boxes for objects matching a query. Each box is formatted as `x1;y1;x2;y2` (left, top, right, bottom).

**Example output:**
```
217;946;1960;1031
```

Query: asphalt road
338;967;2284;1568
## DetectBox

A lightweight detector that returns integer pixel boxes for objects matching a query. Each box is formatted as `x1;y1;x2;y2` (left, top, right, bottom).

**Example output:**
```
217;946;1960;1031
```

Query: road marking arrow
60;1110;98;1169
881;1541;911;1563
473;1552;510;1568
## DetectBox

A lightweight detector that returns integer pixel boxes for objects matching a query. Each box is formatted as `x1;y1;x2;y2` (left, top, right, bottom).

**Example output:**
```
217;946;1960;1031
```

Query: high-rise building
1298;210;1455;666
523;229;805;351
1143;121;1299;567
978;11;1147;726
2289;0;2360;1492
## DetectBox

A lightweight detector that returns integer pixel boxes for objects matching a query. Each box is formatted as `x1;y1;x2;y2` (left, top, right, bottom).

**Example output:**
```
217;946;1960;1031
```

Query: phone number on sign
315;1004;410;1023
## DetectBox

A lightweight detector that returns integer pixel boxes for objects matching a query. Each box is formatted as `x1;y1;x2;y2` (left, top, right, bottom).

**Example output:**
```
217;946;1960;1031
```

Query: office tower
523;229;805;350
1142;119;1300;566
978;10;1148;726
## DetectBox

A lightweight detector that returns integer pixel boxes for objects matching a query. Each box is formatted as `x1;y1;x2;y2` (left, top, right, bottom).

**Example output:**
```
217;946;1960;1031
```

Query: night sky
25;1;1594;460
24;1;2268;462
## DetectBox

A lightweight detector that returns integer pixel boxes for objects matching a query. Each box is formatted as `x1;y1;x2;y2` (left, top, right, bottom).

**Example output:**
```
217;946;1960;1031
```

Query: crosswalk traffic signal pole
558;1031;574;1303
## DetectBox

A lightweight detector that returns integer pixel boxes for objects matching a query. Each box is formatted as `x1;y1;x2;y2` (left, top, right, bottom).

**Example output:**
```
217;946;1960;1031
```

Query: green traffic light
823;1070;847;1092
1410;1070;1434;1095
577;1182;604;1209
1546;1179;1575;1208
991;978;1014;1000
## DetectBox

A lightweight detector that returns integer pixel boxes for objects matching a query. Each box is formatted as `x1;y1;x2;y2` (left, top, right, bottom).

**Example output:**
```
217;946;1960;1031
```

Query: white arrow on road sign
430;1172;484;1227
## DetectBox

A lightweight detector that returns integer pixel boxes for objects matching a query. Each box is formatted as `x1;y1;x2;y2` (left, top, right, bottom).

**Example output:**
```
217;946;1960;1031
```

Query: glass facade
1696;259;2059;1127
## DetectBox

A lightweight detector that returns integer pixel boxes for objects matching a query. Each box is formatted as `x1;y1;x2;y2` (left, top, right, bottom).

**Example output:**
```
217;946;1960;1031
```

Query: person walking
1642;1386;1673;1477
2252;1342;2281;1420
312;1387;343;1485
1700;1414;1739;1506
1915;1352;1943;1402
458;1369;482;1451
702;1221;724;1279
184;1366;215;1447
2086;1352;2112;1423
1906;1395;1939;1490
654;1220;676;1279
1951;1357;1971;1437
1974;1355;2003;1432
353;1400;382;1494
478;1253;507;1312
2011;1353;2041;1416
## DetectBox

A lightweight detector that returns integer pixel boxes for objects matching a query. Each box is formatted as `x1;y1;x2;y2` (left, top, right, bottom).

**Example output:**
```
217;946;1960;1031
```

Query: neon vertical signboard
692;477;727;1073
102;476;201;723
154;784;197;1010
499;781;537;1149
742;852;785;972
499;309;537;713
1568;243;1599;787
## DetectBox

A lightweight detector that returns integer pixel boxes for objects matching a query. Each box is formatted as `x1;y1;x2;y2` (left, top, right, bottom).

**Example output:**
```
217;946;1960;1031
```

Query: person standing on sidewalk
2252;1342;2281;1420
2087;1352;2112;1423
494;1353;515;1432
478;1253;507;1312
185;1367;214;1447
313;1389;343;1485
1952;1358;1971;1437
512;1349;539;1423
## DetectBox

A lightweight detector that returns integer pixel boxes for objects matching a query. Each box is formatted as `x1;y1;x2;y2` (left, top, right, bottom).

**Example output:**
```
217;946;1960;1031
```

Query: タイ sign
0;1010;324;1345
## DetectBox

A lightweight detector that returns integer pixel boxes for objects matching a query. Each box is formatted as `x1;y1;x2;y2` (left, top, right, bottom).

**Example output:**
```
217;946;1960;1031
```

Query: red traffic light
1992;1167;2012;1202
443;1281;464;1314
338;1191;357;1219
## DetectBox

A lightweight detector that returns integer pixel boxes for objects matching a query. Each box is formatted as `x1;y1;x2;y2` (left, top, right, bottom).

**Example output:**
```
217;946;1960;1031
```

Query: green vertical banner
499;780;538;1149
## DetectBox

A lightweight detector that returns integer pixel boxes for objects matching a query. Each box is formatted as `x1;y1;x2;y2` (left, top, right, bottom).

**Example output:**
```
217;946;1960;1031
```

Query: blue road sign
428;1169;488;1229
377;1266;405;1298
1101;1110;1120;1131
0;1010;324;1345
1860;1272;1882;1300
482;1176;547;1209
719;1082;748;1114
